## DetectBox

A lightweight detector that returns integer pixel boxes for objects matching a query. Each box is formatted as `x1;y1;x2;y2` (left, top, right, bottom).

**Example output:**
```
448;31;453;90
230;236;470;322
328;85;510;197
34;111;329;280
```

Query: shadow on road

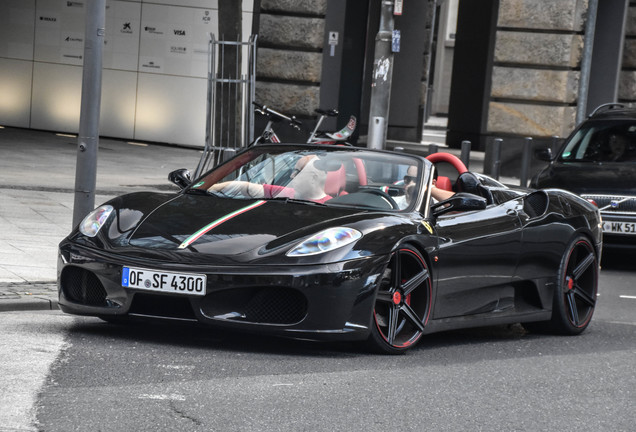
65;315;633;365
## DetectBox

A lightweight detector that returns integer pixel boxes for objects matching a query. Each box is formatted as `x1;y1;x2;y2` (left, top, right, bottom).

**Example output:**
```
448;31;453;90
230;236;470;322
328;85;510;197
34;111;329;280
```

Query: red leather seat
436;176;453;191
324;166;347;196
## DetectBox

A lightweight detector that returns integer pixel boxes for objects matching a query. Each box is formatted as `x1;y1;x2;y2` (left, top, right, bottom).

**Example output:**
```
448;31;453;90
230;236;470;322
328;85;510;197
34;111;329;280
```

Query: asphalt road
1;252;634;432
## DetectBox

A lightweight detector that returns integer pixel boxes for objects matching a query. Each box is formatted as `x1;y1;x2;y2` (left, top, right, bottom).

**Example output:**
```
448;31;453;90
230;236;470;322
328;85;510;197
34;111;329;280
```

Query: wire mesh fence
194;34;257;179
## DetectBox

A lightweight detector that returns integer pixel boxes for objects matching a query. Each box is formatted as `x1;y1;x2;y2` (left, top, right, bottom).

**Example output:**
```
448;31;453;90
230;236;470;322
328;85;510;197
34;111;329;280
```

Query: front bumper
58;242;388;341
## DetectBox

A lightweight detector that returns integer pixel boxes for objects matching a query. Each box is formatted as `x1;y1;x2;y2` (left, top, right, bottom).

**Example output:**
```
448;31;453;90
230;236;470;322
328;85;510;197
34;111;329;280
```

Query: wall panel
0;0;253;147
0;59;33;128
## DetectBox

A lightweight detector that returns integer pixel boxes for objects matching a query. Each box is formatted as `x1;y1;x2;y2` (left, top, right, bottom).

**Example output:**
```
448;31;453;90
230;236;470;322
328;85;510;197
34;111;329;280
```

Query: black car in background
532;103;636;249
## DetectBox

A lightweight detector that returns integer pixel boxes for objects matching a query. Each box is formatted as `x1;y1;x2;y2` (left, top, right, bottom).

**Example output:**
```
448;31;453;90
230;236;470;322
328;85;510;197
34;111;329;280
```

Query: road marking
138;394;186;401
619;295;636;299
0;312;68;432
601;320;636;326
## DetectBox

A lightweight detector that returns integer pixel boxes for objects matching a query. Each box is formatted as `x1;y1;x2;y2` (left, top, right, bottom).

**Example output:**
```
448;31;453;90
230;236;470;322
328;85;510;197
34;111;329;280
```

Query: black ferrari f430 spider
58;144;602;353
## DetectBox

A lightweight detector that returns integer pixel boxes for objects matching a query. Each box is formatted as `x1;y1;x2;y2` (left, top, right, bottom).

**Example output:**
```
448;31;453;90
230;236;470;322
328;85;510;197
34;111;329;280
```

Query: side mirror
168;168;192;189
534;148;553;162
431;193;487;218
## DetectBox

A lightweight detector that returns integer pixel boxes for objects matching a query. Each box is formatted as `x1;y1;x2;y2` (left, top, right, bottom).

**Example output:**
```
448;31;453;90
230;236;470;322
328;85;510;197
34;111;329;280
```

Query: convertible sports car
58;144;602;354
532;103;636;249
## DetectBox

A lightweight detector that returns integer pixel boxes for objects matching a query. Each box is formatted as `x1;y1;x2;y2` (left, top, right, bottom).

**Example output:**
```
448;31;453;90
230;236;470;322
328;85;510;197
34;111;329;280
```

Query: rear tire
524;235;598;335
367;245;432;354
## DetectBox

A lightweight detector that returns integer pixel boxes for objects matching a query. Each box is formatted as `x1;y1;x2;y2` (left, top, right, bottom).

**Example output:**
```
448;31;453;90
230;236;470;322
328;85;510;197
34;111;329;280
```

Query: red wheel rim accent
392;291;402;304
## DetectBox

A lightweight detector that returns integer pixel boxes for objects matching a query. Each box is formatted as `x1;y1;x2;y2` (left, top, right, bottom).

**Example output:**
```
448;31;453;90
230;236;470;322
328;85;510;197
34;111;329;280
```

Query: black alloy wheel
525;235;598;335
368;245;432;354
554;236;598;333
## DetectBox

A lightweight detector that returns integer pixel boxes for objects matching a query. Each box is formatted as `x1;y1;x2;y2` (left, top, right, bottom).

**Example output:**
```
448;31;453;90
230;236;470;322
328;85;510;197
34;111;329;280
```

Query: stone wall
487;0;587;138
255;0;327;116
619;3;636;103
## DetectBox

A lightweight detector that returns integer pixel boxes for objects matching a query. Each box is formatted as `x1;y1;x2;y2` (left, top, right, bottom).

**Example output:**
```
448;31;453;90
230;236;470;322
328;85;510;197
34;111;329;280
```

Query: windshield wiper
185;188;211;195
264;197;328;206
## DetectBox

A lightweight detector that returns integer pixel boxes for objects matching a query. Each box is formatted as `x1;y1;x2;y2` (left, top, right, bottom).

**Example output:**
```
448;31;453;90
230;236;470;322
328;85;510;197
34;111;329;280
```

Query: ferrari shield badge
421;221;433;234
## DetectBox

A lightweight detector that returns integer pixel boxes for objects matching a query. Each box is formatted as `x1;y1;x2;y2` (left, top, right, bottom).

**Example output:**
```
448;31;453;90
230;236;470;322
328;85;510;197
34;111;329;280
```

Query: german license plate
602;221;636;235
122;267;206;296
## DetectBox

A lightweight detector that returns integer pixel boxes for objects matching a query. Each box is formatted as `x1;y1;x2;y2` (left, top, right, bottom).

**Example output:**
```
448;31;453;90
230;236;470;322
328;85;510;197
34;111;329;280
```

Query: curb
0;296;59;312
0;282;59;312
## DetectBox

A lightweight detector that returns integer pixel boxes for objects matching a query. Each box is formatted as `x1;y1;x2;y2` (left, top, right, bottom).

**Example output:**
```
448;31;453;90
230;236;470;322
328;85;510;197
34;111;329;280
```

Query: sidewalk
0;127;202;311
0;126;515;312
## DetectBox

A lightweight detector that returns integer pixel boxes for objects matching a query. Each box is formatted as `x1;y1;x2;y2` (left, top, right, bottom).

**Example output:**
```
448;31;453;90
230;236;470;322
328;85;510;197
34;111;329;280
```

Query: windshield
190;146;431;211
559;120;636;162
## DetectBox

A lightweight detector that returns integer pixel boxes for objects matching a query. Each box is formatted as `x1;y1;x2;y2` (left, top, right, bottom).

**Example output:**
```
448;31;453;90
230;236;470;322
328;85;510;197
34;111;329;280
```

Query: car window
560;120;636;162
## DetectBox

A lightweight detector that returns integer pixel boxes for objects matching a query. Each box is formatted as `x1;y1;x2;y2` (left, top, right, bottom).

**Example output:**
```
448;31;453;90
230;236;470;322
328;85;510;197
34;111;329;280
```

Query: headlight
79;205;114;237
286;227;362;257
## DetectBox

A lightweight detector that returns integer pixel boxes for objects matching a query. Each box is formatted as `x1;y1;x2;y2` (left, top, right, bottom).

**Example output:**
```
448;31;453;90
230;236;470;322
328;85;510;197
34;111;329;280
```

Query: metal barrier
428;135;560;187
460;140;471;170
491;138;502;180
194;34;257;179
519;137;532;187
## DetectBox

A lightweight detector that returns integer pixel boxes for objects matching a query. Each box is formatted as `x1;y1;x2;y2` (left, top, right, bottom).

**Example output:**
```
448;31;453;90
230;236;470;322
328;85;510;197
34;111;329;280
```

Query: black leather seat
455;172;494;205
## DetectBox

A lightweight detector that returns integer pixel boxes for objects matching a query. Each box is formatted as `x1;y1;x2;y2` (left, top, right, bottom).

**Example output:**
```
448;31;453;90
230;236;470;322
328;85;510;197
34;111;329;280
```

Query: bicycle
252;102;357;145
307;108;357;145
251;102;303;145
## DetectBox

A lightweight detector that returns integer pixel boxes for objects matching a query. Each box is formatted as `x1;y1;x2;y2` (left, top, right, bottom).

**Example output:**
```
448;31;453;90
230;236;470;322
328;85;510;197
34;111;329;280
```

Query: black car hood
536;162;636;195
126;193;371;255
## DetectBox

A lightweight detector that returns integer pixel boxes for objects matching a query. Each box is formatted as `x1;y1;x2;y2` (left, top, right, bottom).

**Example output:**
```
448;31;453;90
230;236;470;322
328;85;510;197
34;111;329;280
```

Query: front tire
367;246;432;354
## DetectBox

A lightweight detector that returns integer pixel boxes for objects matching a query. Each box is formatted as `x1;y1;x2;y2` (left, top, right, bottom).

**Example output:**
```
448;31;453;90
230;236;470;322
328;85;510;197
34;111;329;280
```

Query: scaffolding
194;34;257;179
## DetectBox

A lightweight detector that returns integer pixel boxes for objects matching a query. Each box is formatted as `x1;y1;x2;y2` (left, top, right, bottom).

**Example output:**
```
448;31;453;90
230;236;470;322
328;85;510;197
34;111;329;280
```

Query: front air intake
61;266;108;306
524;191;549;218
200;287;308;325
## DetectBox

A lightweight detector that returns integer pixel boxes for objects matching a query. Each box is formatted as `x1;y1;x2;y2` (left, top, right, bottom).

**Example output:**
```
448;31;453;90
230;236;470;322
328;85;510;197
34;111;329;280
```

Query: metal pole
72;0;105;228
491;138;502;180
576;0;598;124
460;140;471;170
367;1;395;150
421;3;437;126
551;135;561;155
520;137;532;187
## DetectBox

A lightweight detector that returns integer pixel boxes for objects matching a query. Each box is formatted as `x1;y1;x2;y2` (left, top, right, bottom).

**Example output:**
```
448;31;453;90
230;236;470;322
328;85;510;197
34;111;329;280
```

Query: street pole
576;0;598;124
367;1;395;150
72;0;106;228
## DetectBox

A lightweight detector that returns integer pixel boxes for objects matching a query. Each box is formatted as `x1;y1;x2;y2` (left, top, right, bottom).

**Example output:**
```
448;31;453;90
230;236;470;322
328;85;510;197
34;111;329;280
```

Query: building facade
0;0;634;162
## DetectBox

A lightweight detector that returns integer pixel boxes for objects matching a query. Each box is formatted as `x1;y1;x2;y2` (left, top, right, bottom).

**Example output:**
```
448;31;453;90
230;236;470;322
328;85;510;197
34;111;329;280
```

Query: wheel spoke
402;268;429;296
573;285;596;308
375;291;394;304
386;305;400;344
571;251;595;281
392;253;401;288
401;303;425;332
566;291;580;325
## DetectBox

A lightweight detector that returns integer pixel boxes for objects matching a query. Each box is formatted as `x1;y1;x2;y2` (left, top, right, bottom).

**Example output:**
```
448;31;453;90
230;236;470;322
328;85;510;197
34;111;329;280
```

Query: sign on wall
34;0;85;65
139;3;218;77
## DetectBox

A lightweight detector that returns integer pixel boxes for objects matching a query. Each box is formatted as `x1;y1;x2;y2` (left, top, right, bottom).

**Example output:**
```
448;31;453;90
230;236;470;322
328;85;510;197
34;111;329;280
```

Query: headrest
436;176;453;191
